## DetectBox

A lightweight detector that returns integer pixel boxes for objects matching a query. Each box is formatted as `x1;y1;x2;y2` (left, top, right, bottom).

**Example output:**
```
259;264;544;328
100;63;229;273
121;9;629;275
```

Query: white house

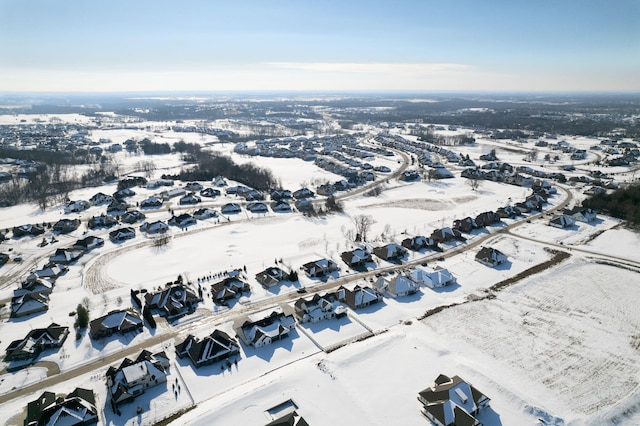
410;267;457;288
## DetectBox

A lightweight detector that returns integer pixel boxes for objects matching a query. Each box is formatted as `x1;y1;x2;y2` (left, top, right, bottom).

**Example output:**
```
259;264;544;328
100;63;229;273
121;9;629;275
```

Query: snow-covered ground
1;115;639;426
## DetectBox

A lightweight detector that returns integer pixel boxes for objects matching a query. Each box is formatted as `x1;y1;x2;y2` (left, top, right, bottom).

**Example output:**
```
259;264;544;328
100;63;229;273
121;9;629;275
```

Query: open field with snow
1;112;640;426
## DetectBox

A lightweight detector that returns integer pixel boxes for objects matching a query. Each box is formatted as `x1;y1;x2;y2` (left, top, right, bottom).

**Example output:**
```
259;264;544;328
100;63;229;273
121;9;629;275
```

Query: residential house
145;284;201;319
5;323;69;361
302;258;339;278
107;199;131;214
564;207;597;223
212;176;227;187
255;267;288;288
179;193;201;205
106;350;170;406
109;227;135;242
272;201;292;212
53;218;80;234
200;187;221;198
89;192;113;206
11;292;49;317
160;188;186;201
90;309;143;339
13;278;54;298
294;293;346;323
400;170;420;181
64;200;90;214
88;214;118;229
169;213;196;228
549;214;576;229
26;264;68;282
373;243;407;262
418;374;491;426
270;189;293;202
295;199;314;212
474;211;501;228
48;248;83;265
341;248;373;268
113;188;136;199
12;224;45;238
379;275;420;297
211;277;250;305
121;210;145;224
184;182;203;192
140;196;163;209
496;205;521;219
192;208;218;220
430;227;464;244
221;203;242;214
238;311;296;347
25;388;98;426
73;236;104;252
337;284;384;310
453;217;477;234
475;246;508;267
293;188;315;199
410;267;457;289
265;411;309;426
402;236;440;252
175;329;240;368
140;220;169;234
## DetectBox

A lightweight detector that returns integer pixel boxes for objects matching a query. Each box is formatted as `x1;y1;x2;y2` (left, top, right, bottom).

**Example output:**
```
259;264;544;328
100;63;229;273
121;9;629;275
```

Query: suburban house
341;248;373;268
169;213;196;228
302;258;339;278
53;218;80;234
549;214;577;229
293;188;315;199
373;243;407;262
417;374;491;426
64;199;90;214
106;350;170;407
25;388;98;426
475;247;508;267
140;220;169;234
26;264;68;282
564;207;597;223
73;235;105;252
431;227;464;244
496;205;521;219
211;277;250;305
272;201;292;212
121;210;146;224
13;278;54;298
89;309;144;339
213;176;227;187
247;202;269;213
378;274;420;297
12;223;45;238
402;236;440;252
109;227;136;242
193;208;218;220
11;292;49;317
474;211;501;228
48;248;84;265
185;181;203;192
145;284;201;320
410;267;457;289
90;192;114;205
238;310;296;348
160;188;186;201
265;411;308;426
453;217;477;234
294;293;346;323
5;323;69;361
337;284;384;310
200;187;221;198
179;193;201;205
88;214;118;229
255;267;289;288
270;189;293;202
140;196;163;208
175;329;240;368
221;203;242;214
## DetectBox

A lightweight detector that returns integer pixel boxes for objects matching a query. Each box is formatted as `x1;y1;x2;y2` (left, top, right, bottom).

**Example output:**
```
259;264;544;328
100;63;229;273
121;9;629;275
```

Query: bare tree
352;214;375;242
466;178;481;191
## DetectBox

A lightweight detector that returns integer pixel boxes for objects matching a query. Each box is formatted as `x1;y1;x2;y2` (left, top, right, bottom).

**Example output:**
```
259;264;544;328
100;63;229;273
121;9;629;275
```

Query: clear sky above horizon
1;0;639;93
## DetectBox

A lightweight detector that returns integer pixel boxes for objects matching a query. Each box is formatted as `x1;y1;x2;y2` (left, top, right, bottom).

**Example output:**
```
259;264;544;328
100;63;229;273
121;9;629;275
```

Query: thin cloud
266;62;473;74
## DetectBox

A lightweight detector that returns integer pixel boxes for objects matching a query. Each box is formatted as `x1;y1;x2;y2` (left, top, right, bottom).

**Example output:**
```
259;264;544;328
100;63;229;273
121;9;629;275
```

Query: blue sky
1;0;638;92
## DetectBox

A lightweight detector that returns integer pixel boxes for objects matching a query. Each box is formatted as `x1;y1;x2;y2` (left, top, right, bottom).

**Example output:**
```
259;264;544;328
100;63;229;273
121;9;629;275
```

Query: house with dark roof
341;248;373;268
169;213;196;228
106;350;169;407
373;243;407;262
26;264;68;282
563;207;597;223
145;284;201;320
211;277;250;305
140;196;163;209
12;223;45;238
221;203;242;214
140;220;169;234
5;323;69;361
121;210;145;224
474;211;501;228
25;387;98;426
109;227;136;242
549;214;577;229
402;236;440;252
48;248;84;265
294;293;346;323
475;247;508;267
255;267;289;288
337;284;384;310
430;227;464;244
89;309;143;340
417;374;490;426
14;278;54;298
64;200;90;214
175;329;240;368
238;311;296;348
265;411;309;426
11;292;49;317
73;236;104;252
88;214;118;229
302;259;339;278
53;218;80;234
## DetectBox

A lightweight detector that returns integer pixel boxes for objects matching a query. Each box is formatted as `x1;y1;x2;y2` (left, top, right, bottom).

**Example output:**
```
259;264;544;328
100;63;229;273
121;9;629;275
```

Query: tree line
582;183;640;226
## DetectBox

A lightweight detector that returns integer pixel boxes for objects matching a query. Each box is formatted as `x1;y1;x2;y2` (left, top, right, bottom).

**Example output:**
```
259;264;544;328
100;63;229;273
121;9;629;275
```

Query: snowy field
1;114;640;426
